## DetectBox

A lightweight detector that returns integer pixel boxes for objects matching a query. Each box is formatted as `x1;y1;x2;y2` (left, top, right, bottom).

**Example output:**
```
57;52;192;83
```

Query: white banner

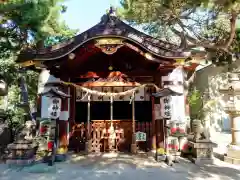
161;67;185;121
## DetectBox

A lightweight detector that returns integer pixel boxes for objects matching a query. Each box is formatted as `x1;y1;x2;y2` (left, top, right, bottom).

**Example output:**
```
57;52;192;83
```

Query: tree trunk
36;40;45;49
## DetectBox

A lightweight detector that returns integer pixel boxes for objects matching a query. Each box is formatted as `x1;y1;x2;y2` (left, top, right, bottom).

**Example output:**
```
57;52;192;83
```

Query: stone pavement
211;131;231;158
0;153;239;180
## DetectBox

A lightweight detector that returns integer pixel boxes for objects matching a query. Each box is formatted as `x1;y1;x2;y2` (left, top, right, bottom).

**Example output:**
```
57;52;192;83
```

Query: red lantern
48;141;54;150
182;143;188;151
171;127;176;134
40;126;47;134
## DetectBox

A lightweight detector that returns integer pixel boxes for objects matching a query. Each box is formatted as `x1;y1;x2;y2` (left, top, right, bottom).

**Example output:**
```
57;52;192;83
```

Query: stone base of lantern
6;157;35;166
131;144;137;154
224;145;240;164
188;140;217;166
7;139;37;166
85;141;92;153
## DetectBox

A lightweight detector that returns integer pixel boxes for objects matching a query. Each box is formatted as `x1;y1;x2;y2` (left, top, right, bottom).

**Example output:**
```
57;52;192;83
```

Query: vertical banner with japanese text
160;96;172;118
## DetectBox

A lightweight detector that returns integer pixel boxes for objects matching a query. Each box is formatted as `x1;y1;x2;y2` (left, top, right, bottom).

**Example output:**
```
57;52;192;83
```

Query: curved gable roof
17;13;186;63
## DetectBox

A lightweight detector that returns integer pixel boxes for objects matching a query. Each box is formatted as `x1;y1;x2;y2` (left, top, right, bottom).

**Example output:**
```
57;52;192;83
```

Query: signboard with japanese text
135;131;146;141
160;96;172;118
48;97;61;119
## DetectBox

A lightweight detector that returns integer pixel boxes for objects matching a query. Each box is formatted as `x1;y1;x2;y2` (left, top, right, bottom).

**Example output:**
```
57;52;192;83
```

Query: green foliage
119;0;240;65
233;27;240;53
188;88;203;119
0;0;78;127
0;0;78;57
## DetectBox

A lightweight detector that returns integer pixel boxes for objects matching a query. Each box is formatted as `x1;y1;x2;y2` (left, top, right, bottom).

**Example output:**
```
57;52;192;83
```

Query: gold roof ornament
174;58;186;65
95;38;123;45
95;38;124;55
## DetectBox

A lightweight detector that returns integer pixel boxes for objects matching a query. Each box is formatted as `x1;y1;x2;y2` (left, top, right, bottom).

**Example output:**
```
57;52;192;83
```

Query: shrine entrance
70;83;154;153
75;101;152;124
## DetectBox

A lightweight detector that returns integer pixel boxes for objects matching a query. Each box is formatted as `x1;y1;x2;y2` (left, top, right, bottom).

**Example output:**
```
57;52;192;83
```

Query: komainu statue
192;119;211;141
0;76;9;157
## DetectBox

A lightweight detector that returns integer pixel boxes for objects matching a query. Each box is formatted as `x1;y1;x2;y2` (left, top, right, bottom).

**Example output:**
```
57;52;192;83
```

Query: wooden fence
69;120;152;153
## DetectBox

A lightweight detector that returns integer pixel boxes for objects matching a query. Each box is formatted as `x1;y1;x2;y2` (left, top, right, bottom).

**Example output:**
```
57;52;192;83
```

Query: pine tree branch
171;10;238;53
223;10;238;49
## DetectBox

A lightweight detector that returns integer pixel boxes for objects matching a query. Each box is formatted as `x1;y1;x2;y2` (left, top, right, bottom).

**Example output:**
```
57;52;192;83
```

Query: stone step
224;155;240;164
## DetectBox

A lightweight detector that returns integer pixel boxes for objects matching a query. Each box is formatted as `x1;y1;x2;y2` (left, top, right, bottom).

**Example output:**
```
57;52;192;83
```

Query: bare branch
175;10;238;53
223;10;238;49
170;26;198;44
180;7;197;18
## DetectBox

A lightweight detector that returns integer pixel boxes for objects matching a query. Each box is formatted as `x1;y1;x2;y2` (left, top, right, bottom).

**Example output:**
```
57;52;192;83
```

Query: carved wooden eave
16;13;188;66
80;71;141;87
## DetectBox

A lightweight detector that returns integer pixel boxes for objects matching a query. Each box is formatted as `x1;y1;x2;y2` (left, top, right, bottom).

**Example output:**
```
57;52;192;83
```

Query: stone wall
195;61;240;132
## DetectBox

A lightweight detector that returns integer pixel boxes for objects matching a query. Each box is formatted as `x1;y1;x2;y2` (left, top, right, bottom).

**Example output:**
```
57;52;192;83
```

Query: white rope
81;92;89;101
72;83;160;97
129;91;135;104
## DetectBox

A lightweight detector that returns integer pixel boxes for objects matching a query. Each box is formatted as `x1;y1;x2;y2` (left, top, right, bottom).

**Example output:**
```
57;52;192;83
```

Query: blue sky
62;0;120;32
62;0;239;34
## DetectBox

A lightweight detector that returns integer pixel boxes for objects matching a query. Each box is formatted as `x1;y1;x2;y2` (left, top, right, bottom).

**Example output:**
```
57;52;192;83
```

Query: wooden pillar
87;95;91;139
132;94;135;138
155;73;164;150
110;96;113;121
109;96;114;151
69;85;76;128
131;92;137;153
86;95;91;153
151;96;156;151
58;86;69;150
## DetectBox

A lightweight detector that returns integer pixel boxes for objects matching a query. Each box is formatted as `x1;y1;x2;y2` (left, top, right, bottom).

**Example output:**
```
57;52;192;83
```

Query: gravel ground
0;153;239;180
211;131;231;156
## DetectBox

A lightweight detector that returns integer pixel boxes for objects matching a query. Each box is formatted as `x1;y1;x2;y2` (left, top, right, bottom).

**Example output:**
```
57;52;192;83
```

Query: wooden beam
68;71;157;78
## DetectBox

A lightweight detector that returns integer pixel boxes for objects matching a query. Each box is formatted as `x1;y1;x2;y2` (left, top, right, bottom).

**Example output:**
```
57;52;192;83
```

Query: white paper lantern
48;97;62;119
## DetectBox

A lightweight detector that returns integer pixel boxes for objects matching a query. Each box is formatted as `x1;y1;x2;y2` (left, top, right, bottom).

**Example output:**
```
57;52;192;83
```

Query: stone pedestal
218;72;240;164
85;141;92;153
6;139;37;166
224;145;240;164
188;140;217;165
0;111;10;157
131;143;137;154
223;113;240;164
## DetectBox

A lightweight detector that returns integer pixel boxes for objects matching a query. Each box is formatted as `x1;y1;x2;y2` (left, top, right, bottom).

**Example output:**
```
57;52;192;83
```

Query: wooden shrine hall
16;10;201;153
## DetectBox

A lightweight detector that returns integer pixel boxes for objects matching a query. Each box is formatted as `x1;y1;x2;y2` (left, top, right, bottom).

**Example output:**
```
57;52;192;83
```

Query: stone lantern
219;72;240;164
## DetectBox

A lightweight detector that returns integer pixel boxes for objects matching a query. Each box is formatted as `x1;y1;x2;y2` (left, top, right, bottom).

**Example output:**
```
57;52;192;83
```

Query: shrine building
16;10;202;153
